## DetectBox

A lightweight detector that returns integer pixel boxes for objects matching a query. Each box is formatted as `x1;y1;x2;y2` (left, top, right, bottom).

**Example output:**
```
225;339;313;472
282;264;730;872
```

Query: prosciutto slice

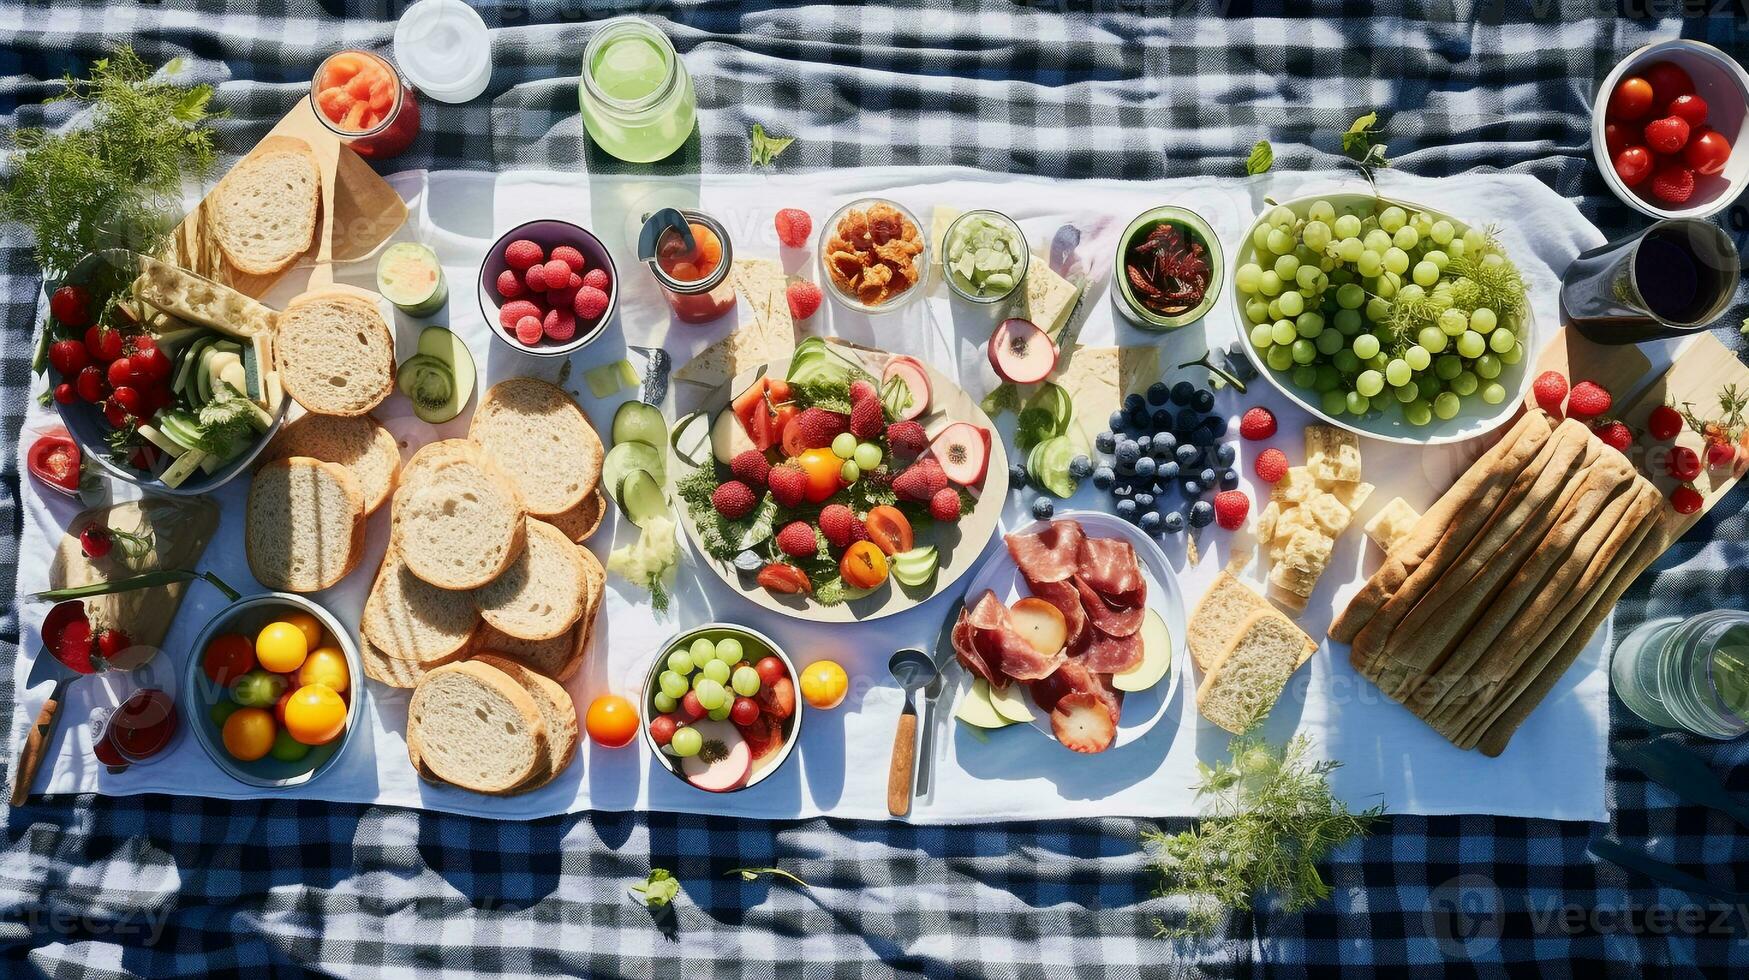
1028;659;1123;725
1071;575;1146;637
951;612;997;687
1004;520;1085;584
1070;622;1144;674
1023;578;1086;646
963;590;1066;682
1076;536;1146;607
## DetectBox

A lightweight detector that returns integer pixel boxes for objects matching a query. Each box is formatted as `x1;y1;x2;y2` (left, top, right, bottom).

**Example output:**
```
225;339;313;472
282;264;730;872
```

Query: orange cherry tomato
840;540;890;589
283;685;348;745
222;707;276;762
202;633;256;686
796;448;843;503
586;695;639;748
864;505;914;556
800;660;849;710
1608;76;1654;121
298;647;350;694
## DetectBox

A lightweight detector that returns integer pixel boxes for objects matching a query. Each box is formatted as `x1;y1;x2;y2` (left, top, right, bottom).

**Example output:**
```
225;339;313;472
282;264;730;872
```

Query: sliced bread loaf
473;518;587;641
1187;571;1272;673
392;450;527;590
245;456;366;592
361;551;478;664
275;290;394;416
211;136;320;276
406;661;546;793
261;412;400;514
473;654;578;791
1195;609;1316;734
468;378;603;516
361;635;459;689
544;488;605;543
472;542;600;682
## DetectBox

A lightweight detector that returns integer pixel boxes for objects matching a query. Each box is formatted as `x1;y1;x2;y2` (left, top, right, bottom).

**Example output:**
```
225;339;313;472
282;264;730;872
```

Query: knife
1589;838;1749;905
1612;739;1749;832
914;596;961;802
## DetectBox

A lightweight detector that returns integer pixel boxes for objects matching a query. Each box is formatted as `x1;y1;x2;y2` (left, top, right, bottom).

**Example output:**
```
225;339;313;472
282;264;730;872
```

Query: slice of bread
406;661;546;794
1187;571;1272;673
392;449;527;590
361;551;478;664
473;654;578;792
473;518;587;641
260;412;400;514
275;290;395;416
544;488;605;543
245;456;366;592
361;635;459;689
1195;609;1316;734
211;136;320;276
472;543;600;682
468;378;603;516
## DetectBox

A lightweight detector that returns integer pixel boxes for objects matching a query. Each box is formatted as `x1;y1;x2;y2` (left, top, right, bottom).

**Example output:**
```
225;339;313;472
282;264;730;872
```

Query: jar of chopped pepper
310;50;422;161
642;209;736;324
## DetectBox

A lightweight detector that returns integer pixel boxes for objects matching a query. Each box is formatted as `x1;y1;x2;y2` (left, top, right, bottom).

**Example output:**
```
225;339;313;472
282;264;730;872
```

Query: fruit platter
1230;192;1540;445
640;624;802;793
672;337;1007;621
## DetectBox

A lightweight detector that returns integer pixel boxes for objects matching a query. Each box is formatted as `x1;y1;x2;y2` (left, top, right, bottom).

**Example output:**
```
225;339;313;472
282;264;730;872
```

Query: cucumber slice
194;348;217;405
583;362;626;399
669;410;712;468
1028;382;1073;432
397;354;457;425
159;449;208;488
611;401;667;448
602;440;666;499
616;359;640;390
1033;434;1079;498
135;423;187;458
174;335;216;394
615;469;668;529
890;545;939;587
405;327;475;423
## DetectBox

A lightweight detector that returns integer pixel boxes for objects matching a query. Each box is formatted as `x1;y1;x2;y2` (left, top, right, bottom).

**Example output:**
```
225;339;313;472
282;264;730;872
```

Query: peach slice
1010;597;1068;656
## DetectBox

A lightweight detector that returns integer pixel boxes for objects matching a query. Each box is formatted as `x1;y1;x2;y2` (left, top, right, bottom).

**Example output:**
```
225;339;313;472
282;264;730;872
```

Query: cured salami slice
1028;658;1123;724
1071;621;1144;673
1076;536;1145;606
1070;575;1146;637
1004;519;1085;584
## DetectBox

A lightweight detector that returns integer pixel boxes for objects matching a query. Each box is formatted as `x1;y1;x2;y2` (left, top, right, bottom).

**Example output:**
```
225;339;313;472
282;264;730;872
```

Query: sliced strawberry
756;562;811;595
1050;692;1116;753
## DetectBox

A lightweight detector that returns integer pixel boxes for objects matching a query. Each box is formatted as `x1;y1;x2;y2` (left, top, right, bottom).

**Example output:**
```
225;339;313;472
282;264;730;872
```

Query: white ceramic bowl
1592;39;1749;220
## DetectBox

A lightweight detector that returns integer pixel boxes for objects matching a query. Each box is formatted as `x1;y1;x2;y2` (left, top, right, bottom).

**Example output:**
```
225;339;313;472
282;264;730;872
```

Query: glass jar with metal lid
641;208;735;324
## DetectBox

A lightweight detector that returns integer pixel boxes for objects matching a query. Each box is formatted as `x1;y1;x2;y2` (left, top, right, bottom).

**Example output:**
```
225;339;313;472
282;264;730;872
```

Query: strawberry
775;520;818;558
1643;115;1691;154
1050;692;1116;754
1565;380;1612;421
730;449;771;491
849;396;885;440
794;407;849;448
885;420;928;458
523;262;550;292
572;286;611;321
819;504;857;549
929;486;962;522
1667;445;1702;481
756;562;812;594
767;464;807;508
1650;163;1696;205
1532;371;1569;417
542;308;577;342
550;244;586;273
1706;439;1736;469
787;280;823;320
1648;404;1684;441
1253;447;1289;484
712;481;757;520
1591;419;1634;454
850;379;877;405
495;269;526;300
502;239;543;271
1238;406;1277;441
514;316;544;346
1670;484;1703;515
1213;489;1249;530
541;259;572;289
774;208;813;248
891;458;947;501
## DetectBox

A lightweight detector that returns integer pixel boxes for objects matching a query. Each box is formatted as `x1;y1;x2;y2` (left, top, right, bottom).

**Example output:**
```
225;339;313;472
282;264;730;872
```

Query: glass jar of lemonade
579;18;696;163
1612;609;1749;739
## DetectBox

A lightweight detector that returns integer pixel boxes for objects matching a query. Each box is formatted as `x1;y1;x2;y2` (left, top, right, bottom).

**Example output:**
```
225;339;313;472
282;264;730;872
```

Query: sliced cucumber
1028;382;1074;433
135;422;187;458
890;545;939;587
602;440;666;498
1031;434;1078;498
612;400;667;448
615;469;668;529
160;449;208;488
174;335;215;395
157;411;204;451
669;410;712;468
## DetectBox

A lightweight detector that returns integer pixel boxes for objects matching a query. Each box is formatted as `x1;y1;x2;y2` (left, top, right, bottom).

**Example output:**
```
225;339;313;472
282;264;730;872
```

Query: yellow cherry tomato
800;660;849;710
585;695;639;747
221;707;277;762
280;611;325;650
283;684;347;745
255;621;310;674
298;646;350;694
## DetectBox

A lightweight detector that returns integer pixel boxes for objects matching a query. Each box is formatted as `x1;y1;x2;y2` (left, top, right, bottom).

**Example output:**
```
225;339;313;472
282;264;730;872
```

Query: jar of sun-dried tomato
309;50;422;161
641;209;737;324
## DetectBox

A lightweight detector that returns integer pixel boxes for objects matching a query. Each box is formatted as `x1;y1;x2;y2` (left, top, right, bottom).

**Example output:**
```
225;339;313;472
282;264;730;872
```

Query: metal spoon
886;648;937;818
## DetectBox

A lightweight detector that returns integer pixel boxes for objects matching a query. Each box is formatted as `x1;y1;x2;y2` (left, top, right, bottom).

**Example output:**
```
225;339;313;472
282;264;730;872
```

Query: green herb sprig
750;123;795;168
1245;140;1274;176
630;868;680;908
1340;112;1389;189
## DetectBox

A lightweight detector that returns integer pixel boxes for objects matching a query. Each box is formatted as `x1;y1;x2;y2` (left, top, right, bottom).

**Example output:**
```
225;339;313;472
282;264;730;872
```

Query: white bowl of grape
1230;192;1538;446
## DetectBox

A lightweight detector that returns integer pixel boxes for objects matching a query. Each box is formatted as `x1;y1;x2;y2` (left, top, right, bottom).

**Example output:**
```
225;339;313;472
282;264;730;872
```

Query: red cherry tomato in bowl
1642;61;1694;109
1608;76;1654;120
1612;145;1654;187
1666;93;1708;127
1684;129;1732;176
1604;122;1631;156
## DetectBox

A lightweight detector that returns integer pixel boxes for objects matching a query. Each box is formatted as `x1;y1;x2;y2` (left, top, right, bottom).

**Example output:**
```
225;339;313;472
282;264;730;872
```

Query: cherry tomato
106;357;134;389
754;655;788;686
102;399;130;429
49;285;92;328
48;339;89;377
131;346;171;383
730;696;761;725
795;448;843;503
840;540;890;589
203;633;256;686
864;505;914;556
255;621;310;674
1603;122;1631;156
1684;128;1732;176
1608;76;1654;120
1642;61;1694;110
1666;93;1708;127
79;523;112;558
111;385;145;418
83;325;123;363
585;695;639;747
799;660;849;710
298;646;350;694
283;684;347;745
52;383;76;405
75;365;106;403
1612;146;1654;187
222;707;277;762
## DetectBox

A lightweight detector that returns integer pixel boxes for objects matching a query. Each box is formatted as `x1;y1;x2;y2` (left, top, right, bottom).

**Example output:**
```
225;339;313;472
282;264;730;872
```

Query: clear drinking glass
578;18;697;163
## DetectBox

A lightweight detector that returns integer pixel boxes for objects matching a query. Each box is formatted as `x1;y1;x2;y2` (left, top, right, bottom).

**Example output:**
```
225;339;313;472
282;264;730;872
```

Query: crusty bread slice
1186;571;1272;673
472;542;600;682
406;661;546;794
275;290;395;416
472;654;578;792
392;449;527;590
245;456;366;592
473;518;587;641
468;378;603;516
1196;609;1315;734
361;634;460;689
544;488;605;543
260;412;400;514
211;136;320;276
361;551;478;665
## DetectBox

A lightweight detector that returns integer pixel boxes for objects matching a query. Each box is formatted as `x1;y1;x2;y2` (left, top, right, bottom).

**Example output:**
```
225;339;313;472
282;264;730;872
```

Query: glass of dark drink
1560;219;1739;344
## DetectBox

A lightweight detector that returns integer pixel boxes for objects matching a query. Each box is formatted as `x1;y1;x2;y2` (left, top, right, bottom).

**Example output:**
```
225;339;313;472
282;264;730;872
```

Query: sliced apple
987;317;1057;384
1010;597;1068;657
988;680;1036;724
954;677;1014;729
881;356;931;421
1111;609;1172;693
679;720;752;792
929;421;991;487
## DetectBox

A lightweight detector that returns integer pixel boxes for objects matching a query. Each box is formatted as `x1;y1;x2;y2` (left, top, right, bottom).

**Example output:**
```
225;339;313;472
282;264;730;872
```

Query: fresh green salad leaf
791;375;854;415
630;869;680;908
192;384;257;458
1245;140;1273;176
750;123;795;168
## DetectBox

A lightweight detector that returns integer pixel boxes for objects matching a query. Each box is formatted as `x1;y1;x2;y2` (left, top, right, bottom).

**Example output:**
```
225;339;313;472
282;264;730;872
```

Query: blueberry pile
1088;379;1237;535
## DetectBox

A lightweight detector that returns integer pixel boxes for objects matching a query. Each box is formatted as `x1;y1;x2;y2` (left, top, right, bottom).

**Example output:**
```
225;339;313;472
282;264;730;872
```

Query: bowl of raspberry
1594;40;1749;220
477;219;619;357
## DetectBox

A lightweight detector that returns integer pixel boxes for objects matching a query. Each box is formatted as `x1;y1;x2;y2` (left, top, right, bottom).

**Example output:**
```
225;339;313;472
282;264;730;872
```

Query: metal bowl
182;592;367;789
639;623;802;793
477;218;619;358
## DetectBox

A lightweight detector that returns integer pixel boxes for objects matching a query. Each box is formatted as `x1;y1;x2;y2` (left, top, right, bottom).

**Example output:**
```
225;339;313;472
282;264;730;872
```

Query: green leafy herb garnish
1146;734;1381;937
980;383;1021;418
1245;140;1273;176
790;374;856;415
749;123;795;168
1340;112;1389;186
726;867;810;888
192;384;259;459
1740;316;1748;338
631;869;680;908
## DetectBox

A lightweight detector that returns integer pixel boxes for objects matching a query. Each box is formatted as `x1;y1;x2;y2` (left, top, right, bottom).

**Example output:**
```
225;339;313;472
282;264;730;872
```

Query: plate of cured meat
948;512;1186;753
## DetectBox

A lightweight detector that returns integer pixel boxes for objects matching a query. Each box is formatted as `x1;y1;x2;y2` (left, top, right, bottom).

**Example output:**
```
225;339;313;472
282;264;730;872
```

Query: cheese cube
1274;467;1320;505
1327;480;1374;513
1305;425;1362;484
1256;500;1281;543
1365;496;1422;554
1304;491;1353;536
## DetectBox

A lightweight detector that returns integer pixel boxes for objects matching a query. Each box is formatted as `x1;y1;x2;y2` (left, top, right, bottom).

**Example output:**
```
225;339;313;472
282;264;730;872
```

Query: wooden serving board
161;102;407;296
1613;332;1749;538
1522;325;1651;412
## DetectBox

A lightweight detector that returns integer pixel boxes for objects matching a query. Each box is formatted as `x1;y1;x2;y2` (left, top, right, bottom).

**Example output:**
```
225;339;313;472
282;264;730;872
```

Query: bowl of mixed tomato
1594;39;1748;220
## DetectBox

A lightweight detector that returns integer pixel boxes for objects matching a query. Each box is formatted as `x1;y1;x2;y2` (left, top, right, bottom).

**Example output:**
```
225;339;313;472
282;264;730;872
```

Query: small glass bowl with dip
942;210;1029;304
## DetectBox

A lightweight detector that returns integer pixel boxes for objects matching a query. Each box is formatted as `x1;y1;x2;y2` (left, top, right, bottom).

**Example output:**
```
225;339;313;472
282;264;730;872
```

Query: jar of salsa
310;50;421;160
642;210;736;324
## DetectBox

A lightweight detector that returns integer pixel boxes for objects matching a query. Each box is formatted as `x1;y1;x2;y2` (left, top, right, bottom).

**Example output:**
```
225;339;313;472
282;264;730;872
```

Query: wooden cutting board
161;101;407;296
1522;325;1651;412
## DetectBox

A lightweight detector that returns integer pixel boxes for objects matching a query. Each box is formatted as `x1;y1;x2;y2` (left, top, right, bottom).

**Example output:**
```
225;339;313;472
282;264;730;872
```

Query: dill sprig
1448;226;1527;323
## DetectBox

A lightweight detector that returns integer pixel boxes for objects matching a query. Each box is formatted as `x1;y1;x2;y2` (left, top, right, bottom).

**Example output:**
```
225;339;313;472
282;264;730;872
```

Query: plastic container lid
394;0;492;103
